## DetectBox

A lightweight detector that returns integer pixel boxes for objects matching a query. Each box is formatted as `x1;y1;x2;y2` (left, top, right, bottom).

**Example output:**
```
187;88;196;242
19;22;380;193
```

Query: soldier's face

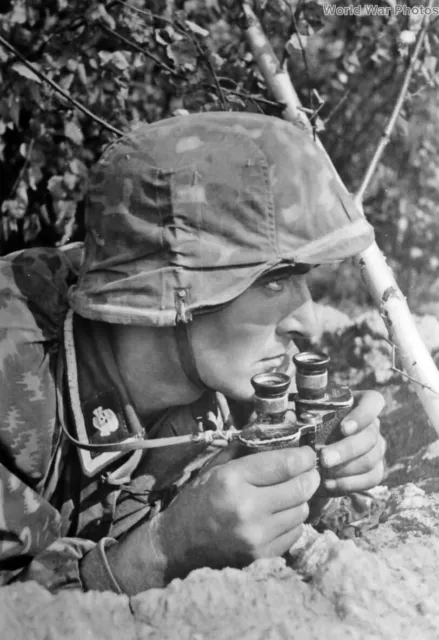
191;269;320;401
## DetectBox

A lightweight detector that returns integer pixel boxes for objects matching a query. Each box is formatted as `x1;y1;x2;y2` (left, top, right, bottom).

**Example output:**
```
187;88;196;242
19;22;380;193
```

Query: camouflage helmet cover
69;112;374;326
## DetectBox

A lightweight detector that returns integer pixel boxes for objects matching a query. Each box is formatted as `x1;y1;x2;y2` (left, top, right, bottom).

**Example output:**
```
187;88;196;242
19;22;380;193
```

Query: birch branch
241;1;439;435
355;8;432;204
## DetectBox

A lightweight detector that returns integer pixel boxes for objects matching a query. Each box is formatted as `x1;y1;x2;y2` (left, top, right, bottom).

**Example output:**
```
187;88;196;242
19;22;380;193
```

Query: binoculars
238;351;354;453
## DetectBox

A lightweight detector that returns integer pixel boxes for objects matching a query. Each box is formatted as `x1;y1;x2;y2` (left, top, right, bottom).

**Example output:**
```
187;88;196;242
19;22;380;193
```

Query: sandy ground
2;305;439;639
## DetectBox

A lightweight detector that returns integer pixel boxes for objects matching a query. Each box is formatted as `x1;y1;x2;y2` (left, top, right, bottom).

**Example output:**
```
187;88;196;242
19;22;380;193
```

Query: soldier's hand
318;389;386;496
155;445;320;578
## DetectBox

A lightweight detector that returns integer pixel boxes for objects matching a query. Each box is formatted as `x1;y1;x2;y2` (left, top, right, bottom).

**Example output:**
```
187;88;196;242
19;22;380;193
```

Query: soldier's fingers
235;446;316;487
261;523;305;559
320;420;379;469
341;390;385;436
323;436;386;479
258;468;320;513
323;460;385;495
200;441;242;472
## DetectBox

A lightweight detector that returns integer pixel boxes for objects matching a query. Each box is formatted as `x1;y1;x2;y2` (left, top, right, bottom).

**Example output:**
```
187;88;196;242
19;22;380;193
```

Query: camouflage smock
0;245;231;593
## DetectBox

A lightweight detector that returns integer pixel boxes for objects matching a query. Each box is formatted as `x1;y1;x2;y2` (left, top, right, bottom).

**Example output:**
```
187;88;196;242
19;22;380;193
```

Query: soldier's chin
227;385;255;402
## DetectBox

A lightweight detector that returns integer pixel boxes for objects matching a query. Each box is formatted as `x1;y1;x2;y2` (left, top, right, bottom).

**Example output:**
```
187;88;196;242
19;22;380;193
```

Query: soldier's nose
276;299;321;343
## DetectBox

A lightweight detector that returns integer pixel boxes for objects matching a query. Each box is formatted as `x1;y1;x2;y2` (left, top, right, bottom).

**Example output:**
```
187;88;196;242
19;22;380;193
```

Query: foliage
0;0;439;306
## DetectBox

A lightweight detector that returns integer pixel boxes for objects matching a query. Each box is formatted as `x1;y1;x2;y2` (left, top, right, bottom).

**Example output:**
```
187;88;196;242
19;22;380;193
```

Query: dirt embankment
3;306;439;640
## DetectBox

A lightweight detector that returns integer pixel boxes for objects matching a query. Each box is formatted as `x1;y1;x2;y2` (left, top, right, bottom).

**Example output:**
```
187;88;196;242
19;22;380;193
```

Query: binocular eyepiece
250;372;291;422
251;372;291;398
240;350;353;452
250;351;331;405
293;351;330;400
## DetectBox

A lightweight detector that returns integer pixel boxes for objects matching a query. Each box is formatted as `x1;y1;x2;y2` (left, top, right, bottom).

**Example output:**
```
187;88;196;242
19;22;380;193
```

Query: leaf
64;121;84;145
48;176;68;200
286;33;309;54
395;115;409;138
155;26;184;46
77;62;88;87
301;1;325;32
185;20;209;38
87;3;116;30
222;93;245;107
69;158;87;176
172;109;190;117
63;171;78;191
10;1;27;25
98;51;113;66
314;116;325;133
111;51;130;71
12;63;41;83
54;199;76;223
2;182;28;219
66;59;78;72
399;30;416;47
23;212;41;244
166;40;199;71
9;95;20;128
155;30;169;46
210;52;225;71
424;56;437;76
27;165;42;190
59;73;75;91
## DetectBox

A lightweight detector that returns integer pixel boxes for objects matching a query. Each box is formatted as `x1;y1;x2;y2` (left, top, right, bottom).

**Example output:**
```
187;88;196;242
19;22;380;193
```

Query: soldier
0;112;385;595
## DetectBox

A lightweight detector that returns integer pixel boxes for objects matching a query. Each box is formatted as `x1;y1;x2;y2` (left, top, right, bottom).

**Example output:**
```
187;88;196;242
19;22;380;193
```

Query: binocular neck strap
174;320;210;391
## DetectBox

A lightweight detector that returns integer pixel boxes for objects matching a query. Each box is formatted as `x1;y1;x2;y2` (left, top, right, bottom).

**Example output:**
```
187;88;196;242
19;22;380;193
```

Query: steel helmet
69;112;374;326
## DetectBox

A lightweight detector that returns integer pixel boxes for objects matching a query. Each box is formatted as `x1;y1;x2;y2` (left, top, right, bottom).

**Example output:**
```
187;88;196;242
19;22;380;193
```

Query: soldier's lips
262;343;298;367
262;354;290;369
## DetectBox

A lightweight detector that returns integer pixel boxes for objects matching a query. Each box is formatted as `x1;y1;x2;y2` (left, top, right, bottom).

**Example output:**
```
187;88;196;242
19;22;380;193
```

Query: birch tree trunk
242;3;439;435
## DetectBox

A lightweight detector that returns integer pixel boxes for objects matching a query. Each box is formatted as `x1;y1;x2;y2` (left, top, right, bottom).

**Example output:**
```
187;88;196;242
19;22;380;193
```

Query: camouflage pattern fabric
69;112;375;326
0;246;229;592
0;247;82;588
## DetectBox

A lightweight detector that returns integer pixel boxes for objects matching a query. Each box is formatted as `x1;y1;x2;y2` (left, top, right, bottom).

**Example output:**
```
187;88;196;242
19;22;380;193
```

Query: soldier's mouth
262;354;291;373
264;355;285;367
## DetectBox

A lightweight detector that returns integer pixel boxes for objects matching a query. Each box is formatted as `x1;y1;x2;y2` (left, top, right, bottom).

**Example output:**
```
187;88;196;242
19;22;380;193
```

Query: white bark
243;5;439;433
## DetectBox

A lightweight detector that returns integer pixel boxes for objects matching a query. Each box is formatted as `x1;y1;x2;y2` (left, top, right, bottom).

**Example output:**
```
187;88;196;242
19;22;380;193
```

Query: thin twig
0;34;123;137
176;17;228;110
114;0;174;26
222;88;284;108
355;0;434;204
386;338;439;397
198;44;228;110
99;24;182;77
289;5;312;97
9;139;34;200
407;74;436;100
214;77;286;107
308;100;325;123
323;89;351;125
281;0;319;137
